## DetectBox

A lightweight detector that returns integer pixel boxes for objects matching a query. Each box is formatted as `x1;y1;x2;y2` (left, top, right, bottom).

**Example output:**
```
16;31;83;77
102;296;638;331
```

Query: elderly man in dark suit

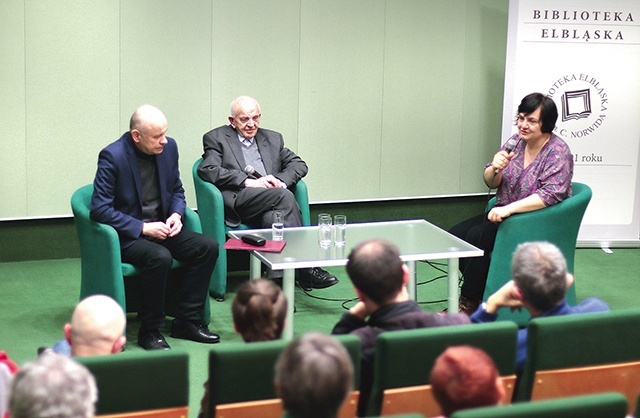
197;96;337;289
91;104;220;350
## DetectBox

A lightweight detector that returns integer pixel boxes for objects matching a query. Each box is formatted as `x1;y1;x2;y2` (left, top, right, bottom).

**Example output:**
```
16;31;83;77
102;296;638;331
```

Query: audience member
51;295;126;357
0;351;18;418
90;104;220;350
9;352;97;418
274;332;353;418
198;279;288;417
232;279;287;342
430;345;505;417
197;96;337;290
331;239;469;415
471;241;609;371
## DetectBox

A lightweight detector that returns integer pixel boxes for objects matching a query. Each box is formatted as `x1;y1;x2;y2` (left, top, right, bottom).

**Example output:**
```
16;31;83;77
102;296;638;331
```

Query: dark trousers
448;213;500;301
121;230;218;331
234;187;302;228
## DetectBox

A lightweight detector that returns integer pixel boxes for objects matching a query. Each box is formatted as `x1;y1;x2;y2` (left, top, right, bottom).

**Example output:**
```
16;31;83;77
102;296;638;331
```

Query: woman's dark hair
232;279;287;342
517;92;558;134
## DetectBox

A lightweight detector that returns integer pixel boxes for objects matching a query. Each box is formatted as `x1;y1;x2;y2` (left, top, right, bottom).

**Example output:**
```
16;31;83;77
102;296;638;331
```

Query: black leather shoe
297;267;339;290
138;329;171;350
170;320;220;344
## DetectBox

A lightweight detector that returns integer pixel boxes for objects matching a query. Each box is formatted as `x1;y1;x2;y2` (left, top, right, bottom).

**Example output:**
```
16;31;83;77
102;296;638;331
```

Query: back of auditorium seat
450;392;628;418
368;321;518;417
206;334;361;418
77;350;189;418
515;308;640;415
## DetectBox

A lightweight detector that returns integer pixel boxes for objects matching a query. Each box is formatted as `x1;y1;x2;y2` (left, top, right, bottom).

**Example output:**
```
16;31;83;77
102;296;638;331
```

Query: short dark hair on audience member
430;345;503;417
346;240;404;305
275;332;353;418
232;279;287;342
511;241;567;312
517;92;558;134
9;352;97;418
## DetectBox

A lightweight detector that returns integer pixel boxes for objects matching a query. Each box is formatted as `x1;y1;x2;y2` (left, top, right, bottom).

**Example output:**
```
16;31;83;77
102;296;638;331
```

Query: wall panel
458;0;508;194
381;0;467;198
0;0;27;218
25;0;120;216
298;0;386;201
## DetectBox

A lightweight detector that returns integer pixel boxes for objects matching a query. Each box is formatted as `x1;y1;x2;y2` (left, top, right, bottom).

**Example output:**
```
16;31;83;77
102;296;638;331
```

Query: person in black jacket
332;239;470;415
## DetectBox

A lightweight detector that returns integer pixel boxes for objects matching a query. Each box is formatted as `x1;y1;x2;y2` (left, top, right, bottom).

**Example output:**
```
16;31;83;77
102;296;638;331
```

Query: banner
502;0;640;246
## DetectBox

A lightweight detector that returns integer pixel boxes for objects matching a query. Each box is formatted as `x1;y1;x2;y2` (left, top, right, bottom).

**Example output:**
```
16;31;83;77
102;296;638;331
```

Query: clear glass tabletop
229;219;483;339
228;219;483;269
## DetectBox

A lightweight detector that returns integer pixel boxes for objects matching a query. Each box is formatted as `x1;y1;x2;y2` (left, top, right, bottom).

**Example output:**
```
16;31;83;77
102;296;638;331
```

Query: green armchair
192;158;311;299
70;184;210;325
483;182;592;326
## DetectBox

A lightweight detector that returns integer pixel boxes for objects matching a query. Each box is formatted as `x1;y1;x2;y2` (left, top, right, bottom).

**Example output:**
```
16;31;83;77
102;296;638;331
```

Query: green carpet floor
0;248;637;417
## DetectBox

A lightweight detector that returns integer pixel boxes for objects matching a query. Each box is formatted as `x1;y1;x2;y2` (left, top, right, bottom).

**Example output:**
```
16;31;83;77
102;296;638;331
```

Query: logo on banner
547;74;608;140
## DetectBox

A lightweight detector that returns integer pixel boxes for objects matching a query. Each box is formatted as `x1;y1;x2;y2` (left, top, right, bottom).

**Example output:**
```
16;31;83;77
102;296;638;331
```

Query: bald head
65;295;126;356
130;104;167;132
129;105;169;155
346;239;405;305
230;96;260;117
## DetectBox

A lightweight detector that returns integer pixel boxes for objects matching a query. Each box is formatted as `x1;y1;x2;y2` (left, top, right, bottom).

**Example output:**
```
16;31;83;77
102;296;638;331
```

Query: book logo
547;74;608;140
561;89;592;121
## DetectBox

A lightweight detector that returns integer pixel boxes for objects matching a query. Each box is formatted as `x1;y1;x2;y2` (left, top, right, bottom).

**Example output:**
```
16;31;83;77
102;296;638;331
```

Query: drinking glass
333;215;347;246
272;211;284;241
318;213;332;248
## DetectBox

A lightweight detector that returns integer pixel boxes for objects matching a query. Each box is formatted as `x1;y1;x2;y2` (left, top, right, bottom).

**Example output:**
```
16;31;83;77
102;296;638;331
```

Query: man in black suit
91;104;220;350
197;96;337;289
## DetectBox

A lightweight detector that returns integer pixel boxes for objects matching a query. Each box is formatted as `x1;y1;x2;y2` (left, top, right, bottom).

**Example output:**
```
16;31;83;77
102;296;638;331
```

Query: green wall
0;0;508;220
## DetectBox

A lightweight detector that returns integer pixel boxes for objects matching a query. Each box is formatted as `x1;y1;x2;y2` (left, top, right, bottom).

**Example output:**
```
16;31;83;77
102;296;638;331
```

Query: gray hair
511;242;568;311
9;352;97;418
274;332;353;418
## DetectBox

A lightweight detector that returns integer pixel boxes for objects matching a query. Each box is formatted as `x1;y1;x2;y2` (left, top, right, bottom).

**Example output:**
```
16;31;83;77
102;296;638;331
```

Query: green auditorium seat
451;392;628;418
483;182;591;326
77;350;189;417
515;308;640;415
205;334;360;418
367;321;518;417
192;158;311;300
71;184;210;325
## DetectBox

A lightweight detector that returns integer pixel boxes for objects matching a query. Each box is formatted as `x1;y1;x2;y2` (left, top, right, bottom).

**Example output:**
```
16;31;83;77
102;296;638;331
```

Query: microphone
244;165;263;179
494;137;520;174
505;136;520;153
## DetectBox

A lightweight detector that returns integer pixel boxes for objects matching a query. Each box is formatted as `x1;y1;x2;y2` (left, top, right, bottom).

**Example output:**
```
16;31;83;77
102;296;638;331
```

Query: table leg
447;258;459;313
282;268;295;341
249;253;261;279
406;261;417;301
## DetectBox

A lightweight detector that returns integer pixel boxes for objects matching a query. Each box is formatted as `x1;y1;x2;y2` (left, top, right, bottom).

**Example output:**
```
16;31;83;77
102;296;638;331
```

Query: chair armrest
192;159;227;245
183;207;202;234
293;179;311;226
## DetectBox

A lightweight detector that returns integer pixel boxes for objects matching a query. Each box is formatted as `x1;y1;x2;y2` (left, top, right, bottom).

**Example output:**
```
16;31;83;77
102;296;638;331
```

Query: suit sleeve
198;129;248;189
163;139;186;218
90;148;144;241
272;133;308;187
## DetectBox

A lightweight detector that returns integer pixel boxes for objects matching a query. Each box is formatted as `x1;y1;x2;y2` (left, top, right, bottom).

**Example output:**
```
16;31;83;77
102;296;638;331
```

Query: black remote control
241;234;266;246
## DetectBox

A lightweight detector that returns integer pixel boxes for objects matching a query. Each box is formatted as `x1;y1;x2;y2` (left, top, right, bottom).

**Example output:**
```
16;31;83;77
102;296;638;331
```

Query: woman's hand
491;150;514;173
487;206;512;223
